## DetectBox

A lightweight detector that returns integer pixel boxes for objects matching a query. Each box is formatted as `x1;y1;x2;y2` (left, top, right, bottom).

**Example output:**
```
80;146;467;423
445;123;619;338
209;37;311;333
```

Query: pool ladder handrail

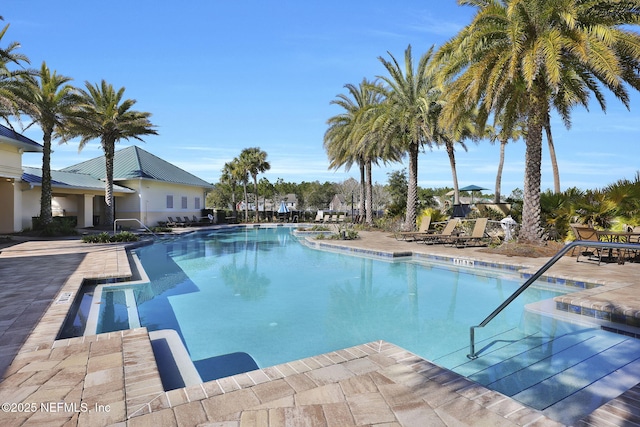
113;218;159;238
467;240;640;359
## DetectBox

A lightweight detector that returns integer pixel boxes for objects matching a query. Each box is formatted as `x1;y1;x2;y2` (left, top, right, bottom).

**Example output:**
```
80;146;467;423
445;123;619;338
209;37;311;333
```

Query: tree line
0;17;157;230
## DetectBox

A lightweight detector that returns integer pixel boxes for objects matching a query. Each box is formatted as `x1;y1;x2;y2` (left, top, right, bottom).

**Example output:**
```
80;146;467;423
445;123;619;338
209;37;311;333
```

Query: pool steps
434;309;640;425
148;329;202;389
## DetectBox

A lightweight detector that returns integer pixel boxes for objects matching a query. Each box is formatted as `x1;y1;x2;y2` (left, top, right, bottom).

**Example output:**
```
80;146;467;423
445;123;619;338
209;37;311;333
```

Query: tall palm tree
436;0;640;243
0;19;31;121
373;45;440;230
325;78;396;225
13;62;77;227
544;112;561;194
236;150;253;222
438;103;478;207
325;80;369;222
484;115;525;203
66;80;157;227
220;159;244;221
239;147;270;222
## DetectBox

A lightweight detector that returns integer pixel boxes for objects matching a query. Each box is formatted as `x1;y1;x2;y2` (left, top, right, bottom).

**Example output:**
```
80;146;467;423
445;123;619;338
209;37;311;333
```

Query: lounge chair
450;218;489;248
322;214;331;224
180;216;191;226
420;219;459;244
570;224;603;264
167;216;183;227
191;215;208;226
394;216;432;241
337;214;346;223
329;214;338;223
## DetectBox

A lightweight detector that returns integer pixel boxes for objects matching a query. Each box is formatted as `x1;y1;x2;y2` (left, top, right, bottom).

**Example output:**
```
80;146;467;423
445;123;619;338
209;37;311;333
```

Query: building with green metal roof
60;145;213;228
1;133;213;232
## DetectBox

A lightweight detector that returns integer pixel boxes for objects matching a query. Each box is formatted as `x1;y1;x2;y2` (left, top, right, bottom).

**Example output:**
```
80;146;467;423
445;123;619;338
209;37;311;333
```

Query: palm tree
374;45;440;230
436;0;640;243
13;62;77;227
325;78;397;225
544;112;561;194
236;149;254;222
220;159;244;221
66;80;157;227
0;19;31;121
438;103;478;207
325;80;372;223
484;115;525;203
239;147;270;222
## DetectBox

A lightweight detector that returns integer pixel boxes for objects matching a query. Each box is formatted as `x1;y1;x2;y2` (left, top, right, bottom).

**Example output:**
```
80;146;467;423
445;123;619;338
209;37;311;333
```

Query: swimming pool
87;227;566;373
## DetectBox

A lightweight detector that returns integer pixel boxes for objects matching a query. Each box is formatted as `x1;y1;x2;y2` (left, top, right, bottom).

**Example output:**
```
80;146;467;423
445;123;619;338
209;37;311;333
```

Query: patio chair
394;215;432;242
178;216;192;226
570;224;603;264
421;218;459;244
191;215;207;226
322;214;331;224
167;216;181;227
449;218;489;248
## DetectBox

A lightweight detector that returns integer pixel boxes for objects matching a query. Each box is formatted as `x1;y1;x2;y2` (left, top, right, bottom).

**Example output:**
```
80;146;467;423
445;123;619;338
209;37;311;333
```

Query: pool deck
1;227;639;426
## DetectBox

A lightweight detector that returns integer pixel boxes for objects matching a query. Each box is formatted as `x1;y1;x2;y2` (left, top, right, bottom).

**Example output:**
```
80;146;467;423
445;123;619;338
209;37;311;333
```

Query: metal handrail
113;218;158;238
467;240;640;359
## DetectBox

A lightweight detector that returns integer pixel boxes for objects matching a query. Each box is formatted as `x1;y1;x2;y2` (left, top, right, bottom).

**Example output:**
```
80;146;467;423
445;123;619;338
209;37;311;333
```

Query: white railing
113;218;158;238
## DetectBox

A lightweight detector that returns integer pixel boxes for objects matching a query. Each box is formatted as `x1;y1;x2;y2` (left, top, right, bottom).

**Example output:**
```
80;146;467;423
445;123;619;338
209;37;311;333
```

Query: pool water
105;226;567;375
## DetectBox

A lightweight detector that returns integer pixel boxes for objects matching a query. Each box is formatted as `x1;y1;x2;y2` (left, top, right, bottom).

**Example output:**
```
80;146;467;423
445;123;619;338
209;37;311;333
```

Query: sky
3;1;640;196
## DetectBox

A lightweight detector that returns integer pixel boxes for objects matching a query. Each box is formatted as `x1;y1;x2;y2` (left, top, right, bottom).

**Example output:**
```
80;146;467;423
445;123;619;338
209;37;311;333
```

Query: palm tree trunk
231;184;237;220
494;138;507;203
405;141;419;230
521;94;545;244
253;175;259;222
242;181;249;222
104;140;115;227
446;141;460;206
365;160;373;225
39;130;53;226
359;162;365;223
544;112;560;193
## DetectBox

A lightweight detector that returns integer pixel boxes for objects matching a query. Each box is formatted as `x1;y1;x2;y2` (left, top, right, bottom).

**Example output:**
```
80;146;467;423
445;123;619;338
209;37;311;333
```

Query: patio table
596;231;640;263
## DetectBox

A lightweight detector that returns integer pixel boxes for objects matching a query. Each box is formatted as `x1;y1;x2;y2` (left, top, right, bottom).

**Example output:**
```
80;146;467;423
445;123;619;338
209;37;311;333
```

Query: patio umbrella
277;201;289;214
459;185;488;203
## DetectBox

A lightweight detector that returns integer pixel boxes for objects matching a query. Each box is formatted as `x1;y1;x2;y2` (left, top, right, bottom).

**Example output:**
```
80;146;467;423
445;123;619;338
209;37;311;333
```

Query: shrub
151;226;172;233
82;231;139;243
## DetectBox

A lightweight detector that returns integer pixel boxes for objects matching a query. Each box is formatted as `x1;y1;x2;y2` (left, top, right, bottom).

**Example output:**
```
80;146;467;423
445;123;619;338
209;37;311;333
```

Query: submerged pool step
441;327;640;425
513;337;640;409
469;329;624;390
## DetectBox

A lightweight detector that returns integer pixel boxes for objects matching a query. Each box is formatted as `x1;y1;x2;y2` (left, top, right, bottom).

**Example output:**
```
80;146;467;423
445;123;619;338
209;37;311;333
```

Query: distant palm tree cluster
0;16;157;229
220;147;271;222
324;0;640;244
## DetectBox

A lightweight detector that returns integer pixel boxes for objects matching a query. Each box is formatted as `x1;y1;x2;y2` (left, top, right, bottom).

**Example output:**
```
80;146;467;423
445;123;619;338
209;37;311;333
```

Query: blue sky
4;1;639;196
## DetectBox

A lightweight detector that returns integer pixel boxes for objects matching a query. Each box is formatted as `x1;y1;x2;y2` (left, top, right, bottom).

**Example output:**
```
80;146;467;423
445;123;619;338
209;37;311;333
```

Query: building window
182;196;188;209
166;195;173;209
195;197;201;210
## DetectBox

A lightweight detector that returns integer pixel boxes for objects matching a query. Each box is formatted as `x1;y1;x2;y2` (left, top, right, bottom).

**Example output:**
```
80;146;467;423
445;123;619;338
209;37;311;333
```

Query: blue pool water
98;226;567;373
76;225;640;424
